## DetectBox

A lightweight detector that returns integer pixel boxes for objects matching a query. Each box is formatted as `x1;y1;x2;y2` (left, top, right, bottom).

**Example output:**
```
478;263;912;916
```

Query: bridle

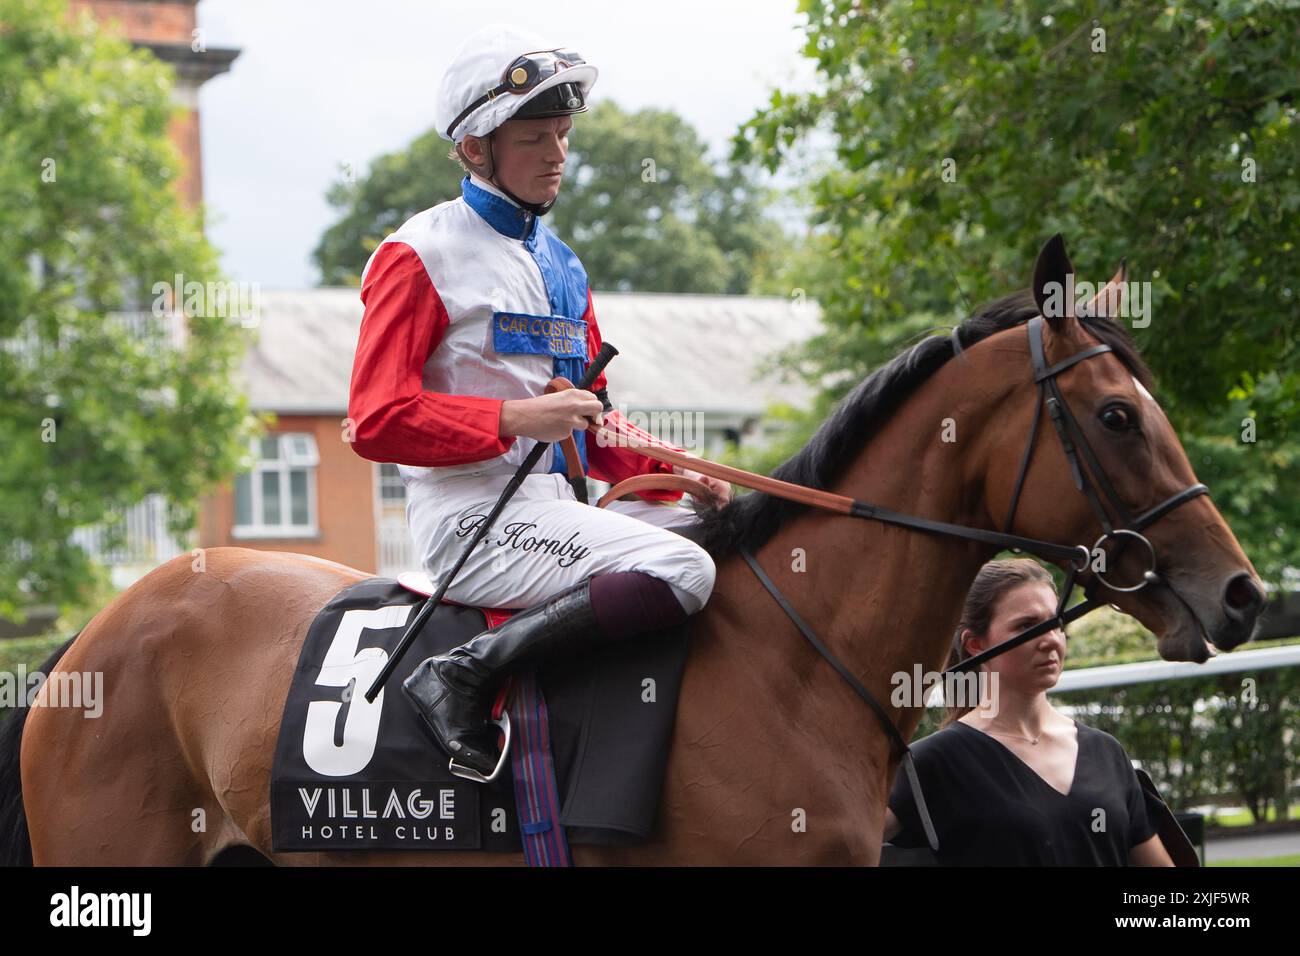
737;315;1209;852
948;316;1207;669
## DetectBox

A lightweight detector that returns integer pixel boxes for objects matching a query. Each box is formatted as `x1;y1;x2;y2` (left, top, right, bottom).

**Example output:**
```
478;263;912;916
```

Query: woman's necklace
985;727;1041;745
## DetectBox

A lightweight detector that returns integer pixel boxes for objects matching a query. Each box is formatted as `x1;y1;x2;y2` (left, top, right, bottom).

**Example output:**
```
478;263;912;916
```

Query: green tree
0;0;259;617
550;102;774;293
733;0;1300;586
314;100;778;294
313;129;466;286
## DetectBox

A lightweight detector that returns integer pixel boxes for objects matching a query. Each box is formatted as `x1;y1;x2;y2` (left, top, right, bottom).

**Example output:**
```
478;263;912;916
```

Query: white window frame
232;432;320;539
376;462;407;506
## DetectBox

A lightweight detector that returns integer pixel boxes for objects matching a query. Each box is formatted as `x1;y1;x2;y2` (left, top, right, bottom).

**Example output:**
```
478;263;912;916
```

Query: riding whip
364;341;619;703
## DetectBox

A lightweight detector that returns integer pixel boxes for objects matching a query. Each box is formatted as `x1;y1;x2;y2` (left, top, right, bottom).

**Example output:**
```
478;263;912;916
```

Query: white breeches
406;472;717;614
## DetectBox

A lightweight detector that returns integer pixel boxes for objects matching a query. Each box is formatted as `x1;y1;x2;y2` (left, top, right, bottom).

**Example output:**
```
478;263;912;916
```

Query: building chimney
67;1;239;212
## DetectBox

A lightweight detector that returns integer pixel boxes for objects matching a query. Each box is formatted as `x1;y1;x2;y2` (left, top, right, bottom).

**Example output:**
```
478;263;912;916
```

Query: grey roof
239;289;364;415
238;289;823;416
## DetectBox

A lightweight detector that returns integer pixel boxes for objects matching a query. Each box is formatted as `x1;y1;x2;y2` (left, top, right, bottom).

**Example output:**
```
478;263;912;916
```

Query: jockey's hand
500;391;604;443
672;464;732;508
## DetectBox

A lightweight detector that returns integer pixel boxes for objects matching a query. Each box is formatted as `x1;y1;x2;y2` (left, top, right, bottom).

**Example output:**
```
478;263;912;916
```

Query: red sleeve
347;241;516;466
581;289;685;502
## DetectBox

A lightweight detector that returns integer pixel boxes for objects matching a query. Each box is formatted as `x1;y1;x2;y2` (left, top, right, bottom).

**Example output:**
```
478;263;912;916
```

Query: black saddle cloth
270;567;691;853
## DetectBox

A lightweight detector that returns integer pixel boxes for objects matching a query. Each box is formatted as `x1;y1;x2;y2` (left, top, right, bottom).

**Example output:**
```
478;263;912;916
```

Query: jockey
346;23;729;781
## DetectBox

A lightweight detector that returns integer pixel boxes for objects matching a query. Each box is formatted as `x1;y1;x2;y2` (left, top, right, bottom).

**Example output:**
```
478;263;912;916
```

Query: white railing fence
70;494;193;588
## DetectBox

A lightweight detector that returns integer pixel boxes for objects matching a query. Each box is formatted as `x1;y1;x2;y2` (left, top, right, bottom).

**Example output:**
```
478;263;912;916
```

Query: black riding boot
402;578;604;780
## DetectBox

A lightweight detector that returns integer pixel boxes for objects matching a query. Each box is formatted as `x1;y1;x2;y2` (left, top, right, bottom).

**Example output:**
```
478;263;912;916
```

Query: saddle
395;526;708;845
269;467;713;854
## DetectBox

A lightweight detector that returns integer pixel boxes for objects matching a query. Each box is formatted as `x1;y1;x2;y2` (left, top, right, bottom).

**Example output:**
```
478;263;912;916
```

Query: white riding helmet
436;23;599;144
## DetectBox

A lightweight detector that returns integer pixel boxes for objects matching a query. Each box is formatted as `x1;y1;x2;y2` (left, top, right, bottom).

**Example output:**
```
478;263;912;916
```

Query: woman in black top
883;558;1173;866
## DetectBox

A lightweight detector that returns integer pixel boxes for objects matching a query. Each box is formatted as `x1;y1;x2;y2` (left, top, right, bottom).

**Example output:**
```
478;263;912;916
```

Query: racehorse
1;237;1264;865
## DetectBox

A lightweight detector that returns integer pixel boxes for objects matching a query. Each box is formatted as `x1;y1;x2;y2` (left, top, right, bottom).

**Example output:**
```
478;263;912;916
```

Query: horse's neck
649;364;1005;861
704;366;997;779
763;374;992;703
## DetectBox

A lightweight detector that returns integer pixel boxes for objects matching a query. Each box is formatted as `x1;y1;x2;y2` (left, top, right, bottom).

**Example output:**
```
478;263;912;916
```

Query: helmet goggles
446;48;587;139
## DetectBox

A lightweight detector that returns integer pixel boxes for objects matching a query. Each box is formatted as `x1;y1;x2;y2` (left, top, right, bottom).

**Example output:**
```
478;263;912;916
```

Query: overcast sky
195;0;819;288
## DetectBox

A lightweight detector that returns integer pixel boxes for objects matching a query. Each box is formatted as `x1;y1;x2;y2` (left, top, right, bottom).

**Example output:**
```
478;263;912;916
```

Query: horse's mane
691;288;1155;561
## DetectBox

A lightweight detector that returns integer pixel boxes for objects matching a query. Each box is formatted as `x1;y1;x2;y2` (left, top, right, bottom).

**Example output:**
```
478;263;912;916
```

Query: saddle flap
281;576;693;852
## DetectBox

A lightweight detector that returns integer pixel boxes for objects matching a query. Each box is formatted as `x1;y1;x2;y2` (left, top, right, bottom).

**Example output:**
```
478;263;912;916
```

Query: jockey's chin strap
464;131;557;217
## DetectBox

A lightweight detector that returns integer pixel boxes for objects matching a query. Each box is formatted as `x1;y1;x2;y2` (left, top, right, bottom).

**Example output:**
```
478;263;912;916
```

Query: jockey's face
474;115;572;206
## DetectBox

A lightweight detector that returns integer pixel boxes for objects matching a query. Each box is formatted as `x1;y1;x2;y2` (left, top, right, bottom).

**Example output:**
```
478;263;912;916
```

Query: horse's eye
1100;404;1133;431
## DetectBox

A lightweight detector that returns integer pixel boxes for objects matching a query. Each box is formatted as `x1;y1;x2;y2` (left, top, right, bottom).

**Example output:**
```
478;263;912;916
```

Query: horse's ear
1078;259;1128;320
1032;233;1075;331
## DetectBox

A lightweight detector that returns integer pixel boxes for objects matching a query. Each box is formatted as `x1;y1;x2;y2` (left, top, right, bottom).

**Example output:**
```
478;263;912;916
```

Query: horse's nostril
1223;573;1264;619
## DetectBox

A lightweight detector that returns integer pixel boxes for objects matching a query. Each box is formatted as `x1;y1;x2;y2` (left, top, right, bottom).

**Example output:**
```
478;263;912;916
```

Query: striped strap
506;672;572;867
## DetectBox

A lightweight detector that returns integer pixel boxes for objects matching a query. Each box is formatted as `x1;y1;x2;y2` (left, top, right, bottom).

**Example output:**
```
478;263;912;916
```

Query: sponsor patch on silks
492;311;587;359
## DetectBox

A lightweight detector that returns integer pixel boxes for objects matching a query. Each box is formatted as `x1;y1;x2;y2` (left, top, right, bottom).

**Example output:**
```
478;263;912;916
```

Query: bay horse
2;238;1263;865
